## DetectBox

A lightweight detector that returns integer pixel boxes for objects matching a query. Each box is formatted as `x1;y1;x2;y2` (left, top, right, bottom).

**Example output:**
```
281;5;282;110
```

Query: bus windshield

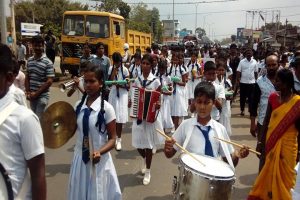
63;15;109;38
86;16;109;38
63;15;84;36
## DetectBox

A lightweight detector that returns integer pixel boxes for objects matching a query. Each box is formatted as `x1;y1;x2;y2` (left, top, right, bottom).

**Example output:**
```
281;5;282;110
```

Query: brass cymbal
41;101;77;149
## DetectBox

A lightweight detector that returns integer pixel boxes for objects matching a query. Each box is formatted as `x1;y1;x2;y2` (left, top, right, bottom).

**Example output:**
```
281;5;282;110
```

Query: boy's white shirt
174;117;234;169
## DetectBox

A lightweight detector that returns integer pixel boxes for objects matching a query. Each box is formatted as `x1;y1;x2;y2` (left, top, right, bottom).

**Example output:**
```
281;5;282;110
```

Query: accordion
130;87;161;123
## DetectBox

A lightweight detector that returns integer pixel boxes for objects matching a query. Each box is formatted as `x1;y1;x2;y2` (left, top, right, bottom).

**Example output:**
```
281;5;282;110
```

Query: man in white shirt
16;41;27;70
122;43;131;68
0;43;46;200
293;56;300;92
237;48;258;116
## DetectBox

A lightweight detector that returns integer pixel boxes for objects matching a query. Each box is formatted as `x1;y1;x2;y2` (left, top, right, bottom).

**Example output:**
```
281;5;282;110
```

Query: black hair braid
168;64;173;76
100;85;105;114
95;85;106;133
76;92;87;116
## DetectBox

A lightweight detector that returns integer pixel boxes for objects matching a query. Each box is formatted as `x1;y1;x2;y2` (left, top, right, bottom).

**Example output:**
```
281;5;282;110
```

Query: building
162;19;180;42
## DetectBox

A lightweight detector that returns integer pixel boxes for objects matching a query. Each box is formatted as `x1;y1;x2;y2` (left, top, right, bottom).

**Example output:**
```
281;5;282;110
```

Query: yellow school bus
61;10;151;74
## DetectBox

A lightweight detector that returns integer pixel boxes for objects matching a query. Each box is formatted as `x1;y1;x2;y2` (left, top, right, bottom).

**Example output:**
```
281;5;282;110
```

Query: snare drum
0;163;13;200
173;153;235;200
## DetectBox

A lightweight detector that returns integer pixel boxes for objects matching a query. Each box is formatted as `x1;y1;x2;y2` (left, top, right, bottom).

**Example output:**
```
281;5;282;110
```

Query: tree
95;0;130;19
15;0;88;38
220;37;231;45
195;27;206;39
231;35;236;42
127;3;162;43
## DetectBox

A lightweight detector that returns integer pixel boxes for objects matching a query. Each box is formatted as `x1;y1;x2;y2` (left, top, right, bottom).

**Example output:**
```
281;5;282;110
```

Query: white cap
124;43;129;50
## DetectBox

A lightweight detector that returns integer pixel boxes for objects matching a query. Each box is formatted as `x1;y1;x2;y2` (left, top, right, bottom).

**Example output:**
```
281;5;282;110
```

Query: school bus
61;11;152;74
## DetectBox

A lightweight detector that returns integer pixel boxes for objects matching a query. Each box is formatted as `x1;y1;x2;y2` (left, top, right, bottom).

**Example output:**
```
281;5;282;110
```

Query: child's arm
164;137;177;158
93;119;117;164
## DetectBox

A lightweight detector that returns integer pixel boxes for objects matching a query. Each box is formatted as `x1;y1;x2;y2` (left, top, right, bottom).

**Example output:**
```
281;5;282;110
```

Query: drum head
181;153;234;179
0;163;13;200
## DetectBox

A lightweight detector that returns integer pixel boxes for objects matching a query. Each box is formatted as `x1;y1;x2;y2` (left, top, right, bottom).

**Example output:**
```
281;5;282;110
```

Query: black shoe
240;111;245;116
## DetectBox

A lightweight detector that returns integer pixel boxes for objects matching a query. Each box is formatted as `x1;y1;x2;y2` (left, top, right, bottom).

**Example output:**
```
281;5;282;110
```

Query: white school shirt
129;63;142;79
237;58;258;84
211;81;226;121
0;93;44;199
8;84;28;107
172;117;234;157
14;70;26;91
108;65;130;84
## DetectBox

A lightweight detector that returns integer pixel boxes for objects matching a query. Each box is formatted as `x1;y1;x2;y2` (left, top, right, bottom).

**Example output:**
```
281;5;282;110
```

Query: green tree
94;0;130;19
231;35;236;42
15;0;88;38
195;27;206;39
128;3;162;43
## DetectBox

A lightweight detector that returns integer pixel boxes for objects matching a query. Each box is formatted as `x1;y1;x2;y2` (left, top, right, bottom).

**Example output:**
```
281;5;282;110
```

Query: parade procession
1;0;300;199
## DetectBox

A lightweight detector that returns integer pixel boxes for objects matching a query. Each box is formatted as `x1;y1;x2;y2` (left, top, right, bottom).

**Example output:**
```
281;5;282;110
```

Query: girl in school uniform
68;63;121;200
168;52;188;129
151;54;159;75
130;54;163;185
216;60;233;136
186;51;202;116
129;53;142;79
156;59;174;134
108;52;130;151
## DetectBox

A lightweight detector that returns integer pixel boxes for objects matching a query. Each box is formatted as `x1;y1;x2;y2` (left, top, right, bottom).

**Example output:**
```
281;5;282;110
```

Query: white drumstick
213;136;261;156
156;129;205;166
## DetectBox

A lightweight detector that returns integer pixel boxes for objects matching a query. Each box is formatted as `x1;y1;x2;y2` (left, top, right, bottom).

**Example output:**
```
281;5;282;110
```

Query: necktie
191;64;195;82
173;69;177;95
196;125;214;157
82;108;91;164
142;79;147;88
115;69;120;98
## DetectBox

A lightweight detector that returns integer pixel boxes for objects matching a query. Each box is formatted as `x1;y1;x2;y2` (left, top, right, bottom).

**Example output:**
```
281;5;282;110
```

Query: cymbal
41;101;77;149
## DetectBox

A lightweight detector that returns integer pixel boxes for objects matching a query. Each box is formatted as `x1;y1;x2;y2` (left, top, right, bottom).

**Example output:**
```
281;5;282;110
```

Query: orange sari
248;95;300;200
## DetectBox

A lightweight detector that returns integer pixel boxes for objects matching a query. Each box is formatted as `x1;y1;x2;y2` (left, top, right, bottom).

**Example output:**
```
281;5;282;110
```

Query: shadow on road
144;194;173;200
230;134;256;141
232;186;252;200
239;173;257;186
232;124;250;129
118;172;143;192
46;164;70;177
115;149;140;160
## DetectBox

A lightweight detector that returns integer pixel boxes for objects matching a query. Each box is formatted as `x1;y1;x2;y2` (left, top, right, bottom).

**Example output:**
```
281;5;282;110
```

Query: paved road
44;59;259;200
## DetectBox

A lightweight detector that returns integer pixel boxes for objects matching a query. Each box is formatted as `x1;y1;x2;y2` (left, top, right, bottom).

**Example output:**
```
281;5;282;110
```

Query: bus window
120;22;125;39
63;15;84;36
86;16;109;38
113;21;120;36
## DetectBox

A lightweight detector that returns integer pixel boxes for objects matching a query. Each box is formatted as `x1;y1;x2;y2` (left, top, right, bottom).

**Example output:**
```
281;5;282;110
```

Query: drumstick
156;129;206;166
213;137;261;156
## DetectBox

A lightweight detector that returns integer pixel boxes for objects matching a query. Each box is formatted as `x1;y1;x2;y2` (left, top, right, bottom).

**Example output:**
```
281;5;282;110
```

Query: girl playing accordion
129;54;163;185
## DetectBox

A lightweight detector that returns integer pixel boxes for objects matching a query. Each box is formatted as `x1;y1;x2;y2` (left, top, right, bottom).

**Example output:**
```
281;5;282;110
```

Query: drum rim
179;155;235;180
0;163;14;200
180;162;235;180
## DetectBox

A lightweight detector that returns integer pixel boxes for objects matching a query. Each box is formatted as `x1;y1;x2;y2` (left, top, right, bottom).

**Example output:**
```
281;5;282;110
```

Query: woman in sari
248;69;300;200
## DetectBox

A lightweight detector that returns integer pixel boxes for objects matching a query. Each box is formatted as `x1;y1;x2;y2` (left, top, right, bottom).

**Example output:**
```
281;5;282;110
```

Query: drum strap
182;126;194;149
215;128;234;169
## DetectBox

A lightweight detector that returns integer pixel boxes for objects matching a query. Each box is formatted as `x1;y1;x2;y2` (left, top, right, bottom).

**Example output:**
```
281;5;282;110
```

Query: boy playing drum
164;81;249;167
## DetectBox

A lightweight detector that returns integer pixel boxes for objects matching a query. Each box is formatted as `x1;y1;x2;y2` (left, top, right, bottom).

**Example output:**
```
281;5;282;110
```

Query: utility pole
195;3;199;34
0;0;7;44
10;0;17;52
173;0;175;41
284;18;288;47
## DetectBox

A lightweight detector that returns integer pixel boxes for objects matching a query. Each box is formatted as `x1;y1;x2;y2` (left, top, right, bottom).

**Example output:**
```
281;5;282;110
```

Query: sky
79;0;300;40
4;0;300;40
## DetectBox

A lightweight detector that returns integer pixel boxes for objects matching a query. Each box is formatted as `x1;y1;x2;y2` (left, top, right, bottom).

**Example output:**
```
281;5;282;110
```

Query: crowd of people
1;34;300;200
